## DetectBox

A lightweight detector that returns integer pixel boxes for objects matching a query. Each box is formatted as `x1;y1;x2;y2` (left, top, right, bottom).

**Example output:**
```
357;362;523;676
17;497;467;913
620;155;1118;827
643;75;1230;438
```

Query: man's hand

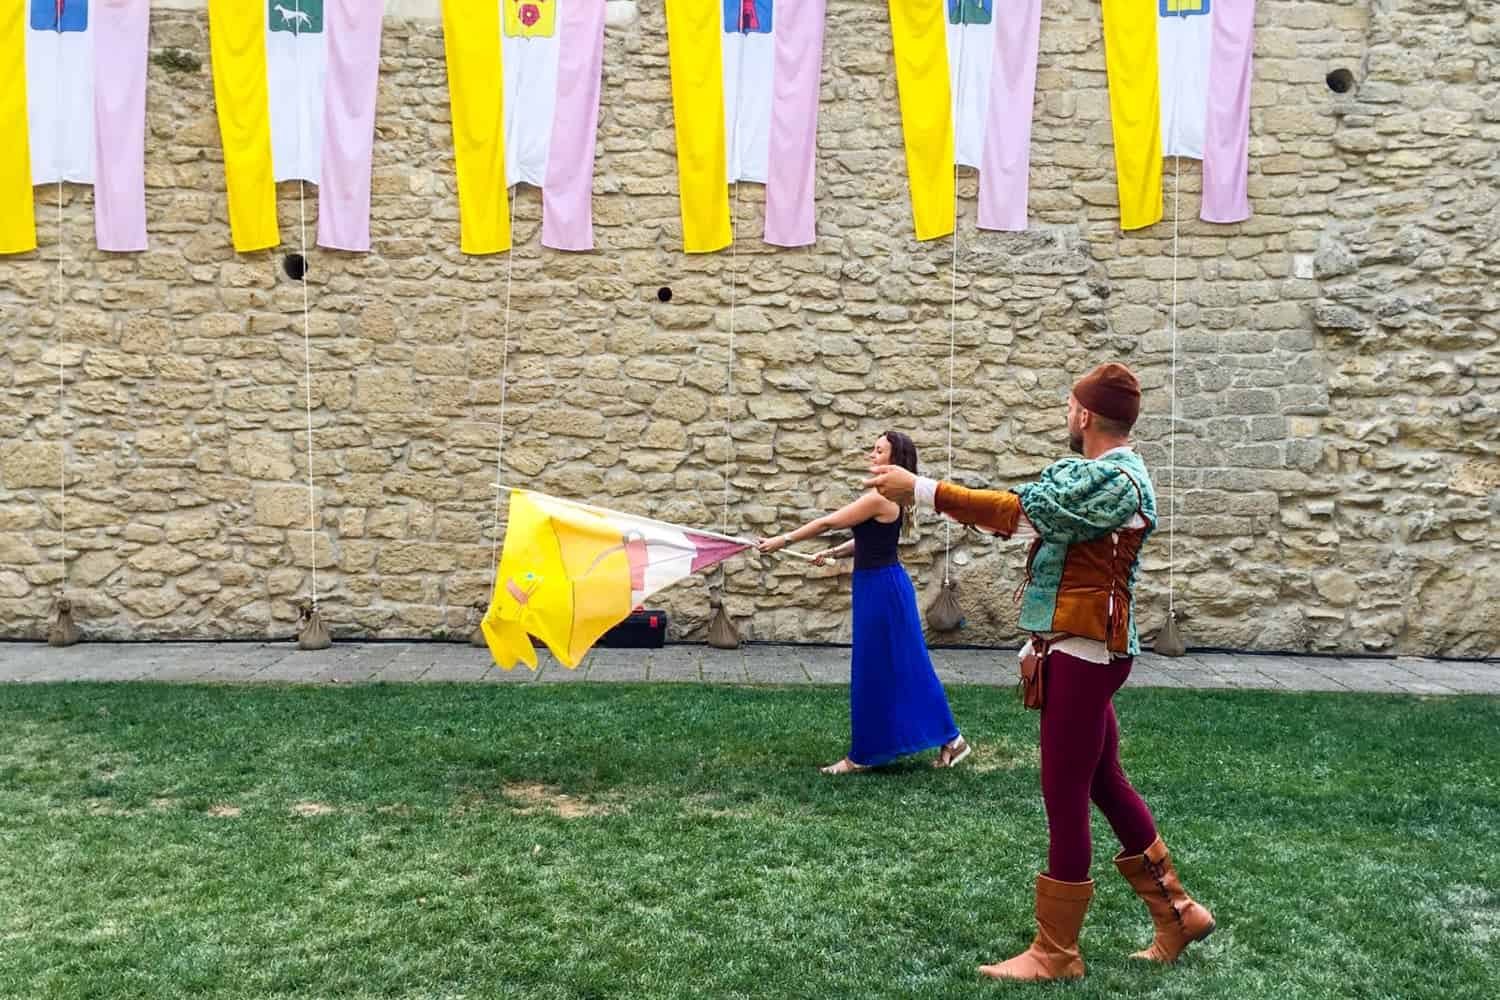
865;465;918;506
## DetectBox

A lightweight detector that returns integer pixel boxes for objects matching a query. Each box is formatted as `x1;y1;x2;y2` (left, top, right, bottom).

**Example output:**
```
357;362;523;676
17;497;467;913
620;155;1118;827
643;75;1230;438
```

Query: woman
759;432;971;774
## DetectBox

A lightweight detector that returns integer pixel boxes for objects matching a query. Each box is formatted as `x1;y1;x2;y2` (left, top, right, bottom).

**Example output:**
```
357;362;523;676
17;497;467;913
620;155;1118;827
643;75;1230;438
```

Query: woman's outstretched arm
758;493;886;554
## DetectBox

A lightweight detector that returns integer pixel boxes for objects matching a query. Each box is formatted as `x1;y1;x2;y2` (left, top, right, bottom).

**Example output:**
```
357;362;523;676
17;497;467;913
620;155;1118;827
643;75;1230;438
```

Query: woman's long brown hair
880;431;919;536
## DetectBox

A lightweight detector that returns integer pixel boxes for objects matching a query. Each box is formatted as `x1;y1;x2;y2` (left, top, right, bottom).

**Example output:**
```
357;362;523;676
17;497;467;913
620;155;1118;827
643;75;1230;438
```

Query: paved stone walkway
1;641;1497;694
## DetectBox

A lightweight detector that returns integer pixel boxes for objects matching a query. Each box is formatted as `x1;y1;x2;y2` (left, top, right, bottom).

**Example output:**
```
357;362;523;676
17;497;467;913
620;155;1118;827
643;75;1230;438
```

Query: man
866;363;1214;982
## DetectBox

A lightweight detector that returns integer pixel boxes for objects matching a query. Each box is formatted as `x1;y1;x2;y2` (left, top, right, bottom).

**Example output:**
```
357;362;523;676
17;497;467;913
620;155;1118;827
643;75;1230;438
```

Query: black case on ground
597;610;667;649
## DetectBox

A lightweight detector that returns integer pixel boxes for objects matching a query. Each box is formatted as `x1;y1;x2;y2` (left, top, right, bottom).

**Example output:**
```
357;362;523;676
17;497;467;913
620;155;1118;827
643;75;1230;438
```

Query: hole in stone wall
656;287;673;303
1326;68;1355;94
283;253;308;281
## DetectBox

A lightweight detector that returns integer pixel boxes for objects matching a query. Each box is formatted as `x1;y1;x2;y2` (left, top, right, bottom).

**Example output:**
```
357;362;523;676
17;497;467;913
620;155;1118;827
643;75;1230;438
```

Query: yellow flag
208;0;280;252
888;0;955;241
1101;0;1163;230
0;3;36;255
482;491;752;670
482;491;633;669
442;0;512;254
664;0;731;253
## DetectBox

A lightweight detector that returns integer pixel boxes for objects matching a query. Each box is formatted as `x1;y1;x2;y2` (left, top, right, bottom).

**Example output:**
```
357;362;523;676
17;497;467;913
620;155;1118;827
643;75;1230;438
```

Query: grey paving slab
1393;680;1463;696
935;650;1011;687
2;641;1496;695
1126;668;1186;688
934;666;991;687
0;644;51;680
198;648;296;682
476;665;543;683
647;647;700;682
532;657;588;683
366;646;446;683
647;650;702;683
1171;670;1238;689
583;654;647;683
150;646;281;682
1139;653;1222;672
744;655;809;684
1322;676;1409;694
250;646;370;684
648;663;701;683
420;645;531;682
417;659;496;683
1407;665;1496;686
1215;671;1283;690
802;650;849;684
700;650;747;683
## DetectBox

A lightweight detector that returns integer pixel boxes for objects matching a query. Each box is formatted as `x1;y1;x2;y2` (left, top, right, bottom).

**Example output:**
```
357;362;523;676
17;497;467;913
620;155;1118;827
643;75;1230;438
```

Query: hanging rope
721;15;753;535
489;188;520;582
1167;155;1181;614
289;3;329;649
921;23;971;636
943;200;959;583
295;178;320;613
475;189;520;649
708;22;752;650
489;30;536;583
722;179;742;531
942;25;970;586
55;178;67;590
1152;155;1188;657
480;35;538;649
46;25;79;647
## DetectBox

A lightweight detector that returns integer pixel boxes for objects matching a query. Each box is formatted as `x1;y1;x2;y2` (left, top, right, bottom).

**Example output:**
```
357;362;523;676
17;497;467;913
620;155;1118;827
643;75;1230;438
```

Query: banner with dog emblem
208;0;384;252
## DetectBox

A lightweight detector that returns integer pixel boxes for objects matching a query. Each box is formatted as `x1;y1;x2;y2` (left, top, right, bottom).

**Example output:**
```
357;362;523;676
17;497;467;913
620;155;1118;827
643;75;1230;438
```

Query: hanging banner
209;0;384;253
888;0;1042;241
1102;0;1255;230
0;0;150;255
442;0;606;255
666;0;827;252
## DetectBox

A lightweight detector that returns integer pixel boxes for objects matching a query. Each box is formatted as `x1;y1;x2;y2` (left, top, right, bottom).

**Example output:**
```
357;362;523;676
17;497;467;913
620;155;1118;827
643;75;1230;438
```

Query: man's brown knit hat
1072;363;1141;426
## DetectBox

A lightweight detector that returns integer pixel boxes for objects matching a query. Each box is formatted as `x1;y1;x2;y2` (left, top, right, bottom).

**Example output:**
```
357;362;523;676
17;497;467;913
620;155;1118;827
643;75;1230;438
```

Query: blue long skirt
847;564;961;767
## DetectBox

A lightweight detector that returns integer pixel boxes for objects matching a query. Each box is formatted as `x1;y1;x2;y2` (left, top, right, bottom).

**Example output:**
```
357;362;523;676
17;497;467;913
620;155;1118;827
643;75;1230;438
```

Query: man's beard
1068;430;1084;455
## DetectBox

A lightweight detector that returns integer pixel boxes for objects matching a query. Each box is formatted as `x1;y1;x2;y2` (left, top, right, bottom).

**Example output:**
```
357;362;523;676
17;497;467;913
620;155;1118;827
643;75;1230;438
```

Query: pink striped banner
764;0;825;248
316;0;383;252
542;0;606;251
92;0;149;252
977;0;1040;233
1201;0;1255;224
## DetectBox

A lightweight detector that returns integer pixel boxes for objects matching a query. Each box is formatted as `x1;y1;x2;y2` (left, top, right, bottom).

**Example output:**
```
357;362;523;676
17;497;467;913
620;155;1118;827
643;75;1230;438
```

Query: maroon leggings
1040;651;1158;882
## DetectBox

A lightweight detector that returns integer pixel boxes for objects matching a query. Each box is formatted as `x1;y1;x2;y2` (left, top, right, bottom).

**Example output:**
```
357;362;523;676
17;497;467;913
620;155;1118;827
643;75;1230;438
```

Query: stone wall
1;1;1496;656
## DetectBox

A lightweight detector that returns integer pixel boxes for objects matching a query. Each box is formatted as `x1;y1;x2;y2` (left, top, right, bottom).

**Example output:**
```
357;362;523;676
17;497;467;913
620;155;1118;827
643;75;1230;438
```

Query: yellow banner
888;0;954;241
209;0;280;252
443;0;512;254
1102;0;1163;230
666;0;731;253
0;4;36;255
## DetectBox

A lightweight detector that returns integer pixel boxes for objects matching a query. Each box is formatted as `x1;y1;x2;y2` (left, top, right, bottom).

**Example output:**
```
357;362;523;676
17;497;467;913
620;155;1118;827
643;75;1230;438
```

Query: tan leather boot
978;875;1093;981
1114;837;1216;962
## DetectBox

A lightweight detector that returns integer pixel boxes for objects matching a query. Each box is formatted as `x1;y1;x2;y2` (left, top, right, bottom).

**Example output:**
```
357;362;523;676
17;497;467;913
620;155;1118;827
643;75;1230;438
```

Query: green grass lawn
1;681;1497;1000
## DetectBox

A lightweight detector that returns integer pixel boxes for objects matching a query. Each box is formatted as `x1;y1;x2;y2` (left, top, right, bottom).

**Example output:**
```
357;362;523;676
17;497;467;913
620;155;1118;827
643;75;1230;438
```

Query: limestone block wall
0;1;1495;656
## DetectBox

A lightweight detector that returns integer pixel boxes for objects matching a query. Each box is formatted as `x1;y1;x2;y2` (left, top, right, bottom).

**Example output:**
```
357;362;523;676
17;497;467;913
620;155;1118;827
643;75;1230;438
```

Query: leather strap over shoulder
1104;462;1151;530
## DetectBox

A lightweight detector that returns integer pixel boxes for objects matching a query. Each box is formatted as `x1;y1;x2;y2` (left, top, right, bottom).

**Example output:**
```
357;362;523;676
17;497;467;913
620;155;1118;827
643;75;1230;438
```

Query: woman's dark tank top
852;514;902;570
